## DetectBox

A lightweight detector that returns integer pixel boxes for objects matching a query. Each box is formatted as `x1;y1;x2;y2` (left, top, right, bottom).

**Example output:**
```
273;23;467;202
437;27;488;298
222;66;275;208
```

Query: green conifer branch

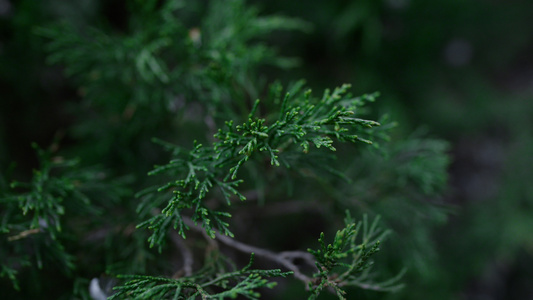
110;253;292;300
307;213;404;299
8;1;454;298
0;144;130;289
137;83;384;248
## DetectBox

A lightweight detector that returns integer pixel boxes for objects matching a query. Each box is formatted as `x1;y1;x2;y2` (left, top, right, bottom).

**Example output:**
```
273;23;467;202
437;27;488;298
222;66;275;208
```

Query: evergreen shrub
0;1;449;299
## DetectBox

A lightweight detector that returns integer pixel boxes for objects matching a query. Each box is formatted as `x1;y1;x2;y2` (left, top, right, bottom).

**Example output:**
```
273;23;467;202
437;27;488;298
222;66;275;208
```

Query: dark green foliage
0;0;466;299
110;254;292;300
1;143;129;291
33;0;310;171
307;214;403;300
136;82;383;248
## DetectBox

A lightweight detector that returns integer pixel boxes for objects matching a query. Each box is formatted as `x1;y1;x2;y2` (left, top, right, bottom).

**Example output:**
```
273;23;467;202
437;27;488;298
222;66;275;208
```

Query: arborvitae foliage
0;0;449;299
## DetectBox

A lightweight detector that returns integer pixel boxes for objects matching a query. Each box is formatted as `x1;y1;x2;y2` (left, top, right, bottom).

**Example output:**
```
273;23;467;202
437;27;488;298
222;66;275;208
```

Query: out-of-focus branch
169;231;193;278
182;216;317;286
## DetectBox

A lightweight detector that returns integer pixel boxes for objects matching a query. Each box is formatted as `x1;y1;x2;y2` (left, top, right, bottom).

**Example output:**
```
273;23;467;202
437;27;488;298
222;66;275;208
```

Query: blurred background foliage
1;0;532;299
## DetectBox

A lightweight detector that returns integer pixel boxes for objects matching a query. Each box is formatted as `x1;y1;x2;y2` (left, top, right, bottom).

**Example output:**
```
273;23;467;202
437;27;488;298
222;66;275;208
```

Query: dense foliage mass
2;0;532;299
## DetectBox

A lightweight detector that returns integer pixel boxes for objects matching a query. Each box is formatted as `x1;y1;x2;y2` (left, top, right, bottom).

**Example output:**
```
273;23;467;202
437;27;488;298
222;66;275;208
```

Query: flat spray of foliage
0;0;449;299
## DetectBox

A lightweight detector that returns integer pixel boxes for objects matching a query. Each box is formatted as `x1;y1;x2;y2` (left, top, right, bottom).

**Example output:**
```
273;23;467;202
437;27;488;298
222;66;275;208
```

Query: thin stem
182;217;316;286
169;231;193;278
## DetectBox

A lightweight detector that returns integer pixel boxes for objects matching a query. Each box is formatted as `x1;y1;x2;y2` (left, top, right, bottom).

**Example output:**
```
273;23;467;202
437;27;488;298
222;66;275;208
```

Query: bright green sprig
110;253;292;300
307;213;404;299
213;84;382;178
136;141;243;244
137;84;384;247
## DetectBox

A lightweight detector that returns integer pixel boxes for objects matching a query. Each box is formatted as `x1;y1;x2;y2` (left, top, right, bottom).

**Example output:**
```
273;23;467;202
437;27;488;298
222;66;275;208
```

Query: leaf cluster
0;144;127;290
35;0;309;116
307;213;404;299
32;0;310;173
136;82;384;249
110;253;292;300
